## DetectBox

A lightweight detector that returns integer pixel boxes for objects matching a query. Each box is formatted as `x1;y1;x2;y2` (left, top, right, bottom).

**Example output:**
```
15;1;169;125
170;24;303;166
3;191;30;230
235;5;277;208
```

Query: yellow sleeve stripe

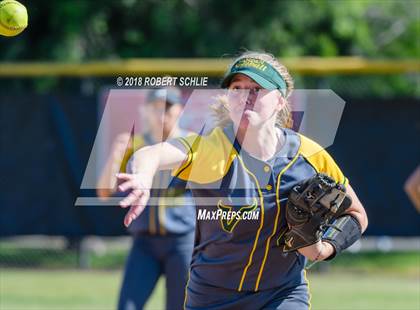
298;134;346;185
172;137;194;178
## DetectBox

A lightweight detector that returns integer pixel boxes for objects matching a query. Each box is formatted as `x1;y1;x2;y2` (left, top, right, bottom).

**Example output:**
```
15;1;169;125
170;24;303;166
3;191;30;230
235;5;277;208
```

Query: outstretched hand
116;172;152;227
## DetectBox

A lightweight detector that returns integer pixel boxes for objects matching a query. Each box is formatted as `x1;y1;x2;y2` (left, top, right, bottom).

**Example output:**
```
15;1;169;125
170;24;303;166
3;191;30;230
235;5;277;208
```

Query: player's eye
228;87;243;95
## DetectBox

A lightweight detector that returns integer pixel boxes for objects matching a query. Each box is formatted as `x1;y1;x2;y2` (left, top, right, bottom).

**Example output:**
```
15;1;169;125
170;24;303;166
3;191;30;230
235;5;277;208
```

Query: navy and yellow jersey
120;133;195;236
172;125;347;292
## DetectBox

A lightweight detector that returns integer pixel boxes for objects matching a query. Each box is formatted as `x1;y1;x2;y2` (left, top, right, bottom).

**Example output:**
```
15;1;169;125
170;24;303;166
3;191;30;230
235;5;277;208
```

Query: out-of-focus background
0;1;419;309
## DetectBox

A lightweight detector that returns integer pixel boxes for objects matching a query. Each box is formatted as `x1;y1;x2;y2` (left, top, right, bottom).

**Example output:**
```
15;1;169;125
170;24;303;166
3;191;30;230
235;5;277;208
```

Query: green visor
221;58;287;97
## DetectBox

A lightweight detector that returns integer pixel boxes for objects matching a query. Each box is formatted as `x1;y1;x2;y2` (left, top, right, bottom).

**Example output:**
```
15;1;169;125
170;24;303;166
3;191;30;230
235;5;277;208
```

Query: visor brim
221;70;278;90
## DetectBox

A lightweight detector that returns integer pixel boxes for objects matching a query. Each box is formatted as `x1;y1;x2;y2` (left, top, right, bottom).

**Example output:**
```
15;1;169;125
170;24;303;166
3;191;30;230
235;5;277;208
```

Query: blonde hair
212;51;294;128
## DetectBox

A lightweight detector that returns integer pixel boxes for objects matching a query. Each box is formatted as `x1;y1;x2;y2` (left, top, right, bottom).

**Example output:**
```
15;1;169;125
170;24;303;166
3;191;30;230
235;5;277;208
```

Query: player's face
227;74;284;129
148;100;182;137
162;103;182;133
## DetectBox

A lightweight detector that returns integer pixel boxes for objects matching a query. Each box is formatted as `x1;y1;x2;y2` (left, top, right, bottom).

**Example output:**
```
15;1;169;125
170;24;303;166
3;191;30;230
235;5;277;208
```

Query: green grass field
1;269;419;310
1;250;419;310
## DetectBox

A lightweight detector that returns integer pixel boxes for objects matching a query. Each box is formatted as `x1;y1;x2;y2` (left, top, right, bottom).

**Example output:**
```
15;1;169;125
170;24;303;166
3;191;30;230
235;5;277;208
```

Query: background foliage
0;0;418;97
1;0;418;60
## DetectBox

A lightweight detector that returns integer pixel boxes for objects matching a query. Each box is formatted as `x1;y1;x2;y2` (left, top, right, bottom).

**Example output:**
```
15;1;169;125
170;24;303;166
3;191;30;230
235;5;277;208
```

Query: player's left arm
343;183;368;233
293;135;369;260
315;183;368;261
297;183;368;261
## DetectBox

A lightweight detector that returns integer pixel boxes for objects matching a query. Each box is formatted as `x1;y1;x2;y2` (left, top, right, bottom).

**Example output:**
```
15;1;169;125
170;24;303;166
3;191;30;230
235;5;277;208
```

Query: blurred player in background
404;165;420;212
116;52;368;309
97;87;195;310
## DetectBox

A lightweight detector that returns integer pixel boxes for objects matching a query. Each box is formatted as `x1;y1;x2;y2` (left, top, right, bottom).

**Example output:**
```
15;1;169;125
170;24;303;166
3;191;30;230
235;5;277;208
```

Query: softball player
117;52;368;309
97;88;195;310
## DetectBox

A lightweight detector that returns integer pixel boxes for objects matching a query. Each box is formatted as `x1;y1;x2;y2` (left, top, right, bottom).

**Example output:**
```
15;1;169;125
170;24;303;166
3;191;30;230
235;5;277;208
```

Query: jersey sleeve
298;134;348;186
171;128;237;184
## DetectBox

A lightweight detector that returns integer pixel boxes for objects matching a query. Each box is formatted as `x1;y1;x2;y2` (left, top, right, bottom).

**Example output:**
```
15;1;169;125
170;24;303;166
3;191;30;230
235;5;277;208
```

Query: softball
0;0;27;37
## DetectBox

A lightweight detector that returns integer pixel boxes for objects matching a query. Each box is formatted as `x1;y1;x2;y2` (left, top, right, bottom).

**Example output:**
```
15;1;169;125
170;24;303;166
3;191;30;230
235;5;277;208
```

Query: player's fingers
118;175;148;192
138;190;150;207
116;173;133;181
123;191;150;225
119;189;143;208
118;179;136;192
124;204;146;227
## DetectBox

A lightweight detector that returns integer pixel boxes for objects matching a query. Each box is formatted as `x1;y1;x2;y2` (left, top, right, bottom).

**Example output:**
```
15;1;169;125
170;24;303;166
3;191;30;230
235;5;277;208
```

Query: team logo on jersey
217;198;258;233
284;236;294;249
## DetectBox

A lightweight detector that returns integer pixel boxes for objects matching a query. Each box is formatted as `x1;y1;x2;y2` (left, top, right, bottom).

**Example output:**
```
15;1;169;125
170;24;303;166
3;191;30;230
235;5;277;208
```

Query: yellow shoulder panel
173;127;238;184
298;134;347;185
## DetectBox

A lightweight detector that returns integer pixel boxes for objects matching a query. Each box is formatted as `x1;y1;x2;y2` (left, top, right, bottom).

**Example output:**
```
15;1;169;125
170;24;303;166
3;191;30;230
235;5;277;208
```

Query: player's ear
276;91;286;111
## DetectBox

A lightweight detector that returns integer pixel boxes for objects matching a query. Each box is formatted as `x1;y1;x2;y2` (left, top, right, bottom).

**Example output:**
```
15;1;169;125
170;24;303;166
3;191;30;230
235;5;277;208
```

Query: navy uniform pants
118;232;195;310
185;273;310;310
